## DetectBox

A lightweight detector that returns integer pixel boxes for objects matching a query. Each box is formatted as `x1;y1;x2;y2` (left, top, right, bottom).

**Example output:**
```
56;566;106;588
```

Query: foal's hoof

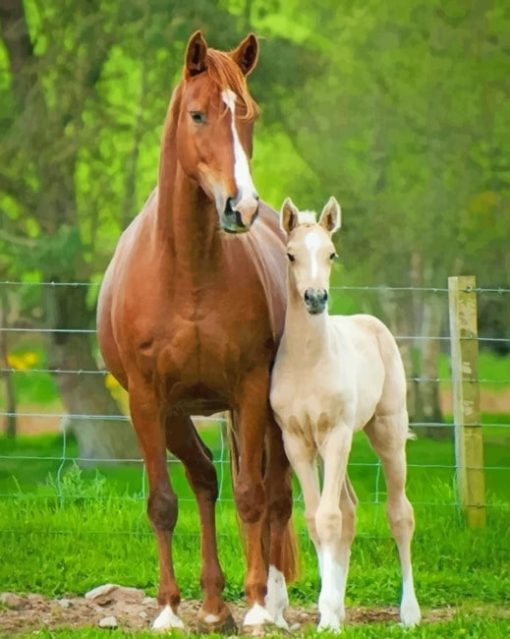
197;606;237;635
400;597;421;627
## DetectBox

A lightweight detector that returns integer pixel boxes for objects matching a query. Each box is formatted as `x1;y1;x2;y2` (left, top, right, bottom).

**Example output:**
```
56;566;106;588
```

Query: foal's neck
283;285;331;362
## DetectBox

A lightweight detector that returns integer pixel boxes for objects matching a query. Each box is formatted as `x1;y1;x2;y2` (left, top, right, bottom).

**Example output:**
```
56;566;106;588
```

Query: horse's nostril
321;289;329;303
234;210;246;228
304;289;313;303
225;197;235;214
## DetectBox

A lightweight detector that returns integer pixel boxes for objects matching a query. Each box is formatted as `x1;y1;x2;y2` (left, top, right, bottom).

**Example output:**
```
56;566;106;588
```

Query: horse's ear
281;198;300;235
231;33;259;76
319;197;341;234
185;31;208;77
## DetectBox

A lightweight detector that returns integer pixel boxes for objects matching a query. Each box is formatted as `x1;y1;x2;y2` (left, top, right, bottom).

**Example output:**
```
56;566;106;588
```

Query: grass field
1;422;509;637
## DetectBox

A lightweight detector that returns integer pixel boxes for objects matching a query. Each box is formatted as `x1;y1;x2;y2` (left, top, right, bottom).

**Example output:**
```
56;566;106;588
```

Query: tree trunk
415;296;449;440
47;284;139;463
379;291;417;420
0;289;17;438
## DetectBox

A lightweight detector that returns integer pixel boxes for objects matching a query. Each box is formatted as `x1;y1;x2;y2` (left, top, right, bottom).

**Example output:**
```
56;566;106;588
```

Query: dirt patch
0;586;457;636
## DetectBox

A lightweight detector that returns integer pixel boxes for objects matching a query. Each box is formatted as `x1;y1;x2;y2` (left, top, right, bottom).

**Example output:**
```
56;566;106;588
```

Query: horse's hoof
152;604;186;633
242;603;279;636
198;607;238;635
400;597;421;627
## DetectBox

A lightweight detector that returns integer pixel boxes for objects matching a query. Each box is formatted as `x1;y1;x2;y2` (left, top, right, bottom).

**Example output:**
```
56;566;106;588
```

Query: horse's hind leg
128;389;183;630
365;412;421;627
263;418;295;629
164;415;234;633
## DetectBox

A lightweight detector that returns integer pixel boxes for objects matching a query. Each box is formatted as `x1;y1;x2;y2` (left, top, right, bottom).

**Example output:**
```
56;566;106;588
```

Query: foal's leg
164;415;234;632
316;425;353;632
129;390;183;630
263;418;294;629
337;476;357;619
366;413;421;627
234;369;273;628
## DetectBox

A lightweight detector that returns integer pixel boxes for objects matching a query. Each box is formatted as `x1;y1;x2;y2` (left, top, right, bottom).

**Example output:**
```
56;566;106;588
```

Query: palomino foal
270;198;421;631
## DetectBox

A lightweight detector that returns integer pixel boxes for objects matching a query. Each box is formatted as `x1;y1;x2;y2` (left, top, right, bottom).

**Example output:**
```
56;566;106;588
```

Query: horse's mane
205;49;259;120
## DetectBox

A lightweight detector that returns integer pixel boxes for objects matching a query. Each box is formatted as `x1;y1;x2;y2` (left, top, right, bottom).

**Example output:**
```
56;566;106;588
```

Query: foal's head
281;197;341;315
171;31;261;234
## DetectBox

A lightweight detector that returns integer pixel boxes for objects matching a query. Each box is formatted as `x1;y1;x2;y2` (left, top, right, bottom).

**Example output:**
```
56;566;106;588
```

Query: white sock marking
243;602;274;627
203;613;220;624
152;604;184;630
221;89;256;201
400;569;421;627
317;546;345;631
265;565;289;630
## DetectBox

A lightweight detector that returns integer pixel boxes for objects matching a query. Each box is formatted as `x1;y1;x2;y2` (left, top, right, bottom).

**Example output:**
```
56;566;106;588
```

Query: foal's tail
226;411;299;584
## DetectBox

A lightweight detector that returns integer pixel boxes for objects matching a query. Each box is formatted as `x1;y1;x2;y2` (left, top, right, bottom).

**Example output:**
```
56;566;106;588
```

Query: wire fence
0;280;509;538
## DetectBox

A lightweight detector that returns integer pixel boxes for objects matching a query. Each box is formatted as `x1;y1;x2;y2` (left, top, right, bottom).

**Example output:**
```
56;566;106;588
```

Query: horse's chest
271;372;347;447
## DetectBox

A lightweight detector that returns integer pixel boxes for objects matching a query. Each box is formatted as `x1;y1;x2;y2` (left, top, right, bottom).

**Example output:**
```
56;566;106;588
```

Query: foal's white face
281;197;341;315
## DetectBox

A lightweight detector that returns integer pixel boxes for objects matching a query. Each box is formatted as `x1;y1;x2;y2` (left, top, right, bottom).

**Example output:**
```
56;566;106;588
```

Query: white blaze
304;230;323;280
221;89;256;202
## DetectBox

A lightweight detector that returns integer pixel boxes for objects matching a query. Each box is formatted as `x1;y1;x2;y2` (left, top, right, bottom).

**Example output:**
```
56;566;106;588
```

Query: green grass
10;612;510;638
0;427;509;637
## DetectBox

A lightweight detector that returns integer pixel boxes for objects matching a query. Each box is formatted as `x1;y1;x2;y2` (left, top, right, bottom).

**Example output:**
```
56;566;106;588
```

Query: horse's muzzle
304;288;328;315
221;196;259;234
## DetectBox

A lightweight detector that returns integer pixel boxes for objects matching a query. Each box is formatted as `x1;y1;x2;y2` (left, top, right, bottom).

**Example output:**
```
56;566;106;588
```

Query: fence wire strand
1;280;509;537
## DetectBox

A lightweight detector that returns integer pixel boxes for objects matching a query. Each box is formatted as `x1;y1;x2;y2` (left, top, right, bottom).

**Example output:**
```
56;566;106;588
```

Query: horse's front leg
316;425;353;632
128;387;183;630
164;415;235;633
234;369;273;629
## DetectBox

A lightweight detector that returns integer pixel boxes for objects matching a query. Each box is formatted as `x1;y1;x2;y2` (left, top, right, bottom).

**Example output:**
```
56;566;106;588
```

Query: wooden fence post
448;275;485;527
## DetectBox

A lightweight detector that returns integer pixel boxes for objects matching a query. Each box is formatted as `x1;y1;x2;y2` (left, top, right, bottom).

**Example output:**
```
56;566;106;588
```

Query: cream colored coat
270;197;421;632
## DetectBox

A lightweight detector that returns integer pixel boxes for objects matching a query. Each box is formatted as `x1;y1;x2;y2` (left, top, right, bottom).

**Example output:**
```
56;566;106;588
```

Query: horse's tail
226;410;299;584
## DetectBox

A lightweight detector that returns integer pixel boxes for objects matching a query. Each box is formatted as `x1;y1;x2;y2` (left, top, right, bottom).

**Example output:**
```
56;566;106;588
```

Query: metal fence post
448;275;486;527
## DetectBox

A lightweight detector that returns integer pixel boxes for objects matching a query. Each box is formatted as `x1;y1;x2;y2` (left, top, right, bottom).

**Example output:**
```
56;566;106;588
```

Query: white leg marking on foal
317;546;344;632
203;613;220;624
265;565;289;630
400;569;421;627
221;89;256;200
152;604;184;631
243;602;274;627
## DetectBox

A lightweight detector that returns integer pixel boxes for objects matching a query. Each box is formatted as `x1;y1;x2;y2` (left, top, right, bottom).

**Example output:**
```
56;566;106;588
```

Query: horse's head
280;197;341;315
174;31;260;234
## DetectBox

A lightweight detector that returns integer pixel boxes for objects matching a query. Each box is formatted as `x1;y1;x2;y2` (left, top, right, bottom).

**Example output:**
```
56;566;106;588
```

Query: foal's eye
190;111;206;124
330;252;339;261
286;253;295;262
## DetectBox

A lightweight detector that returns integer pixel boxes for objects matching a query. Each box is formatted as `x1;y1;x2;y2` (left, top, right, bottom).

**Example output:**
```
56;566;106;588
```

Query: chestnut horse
97;32;296;632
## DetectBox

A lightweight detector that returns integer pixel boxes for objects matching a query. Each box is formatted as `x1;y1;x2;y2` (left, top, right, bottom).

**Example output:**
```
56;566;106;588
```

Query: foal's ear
231;33;259;76
319;197;341;234
280;198;300;235
185;31;208;77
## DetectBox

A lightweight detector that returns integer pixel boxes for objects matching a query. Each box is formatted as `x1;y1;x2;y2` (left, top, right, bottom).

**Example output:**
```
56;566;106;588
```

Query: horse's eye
330;252;338;260
190;111;206;124
287;253;295;262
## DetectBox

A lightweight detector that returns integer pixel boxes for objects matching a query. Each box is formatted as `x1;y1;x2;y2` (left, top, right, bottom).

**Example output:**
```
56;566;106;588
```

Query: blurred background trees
1;0;509;454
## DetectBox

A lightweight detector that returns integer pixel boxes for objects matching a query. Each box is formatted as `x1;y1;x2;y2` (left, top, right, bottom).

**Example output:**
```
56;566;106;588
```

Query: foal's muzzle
221;195;259;234
304;288;328;315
